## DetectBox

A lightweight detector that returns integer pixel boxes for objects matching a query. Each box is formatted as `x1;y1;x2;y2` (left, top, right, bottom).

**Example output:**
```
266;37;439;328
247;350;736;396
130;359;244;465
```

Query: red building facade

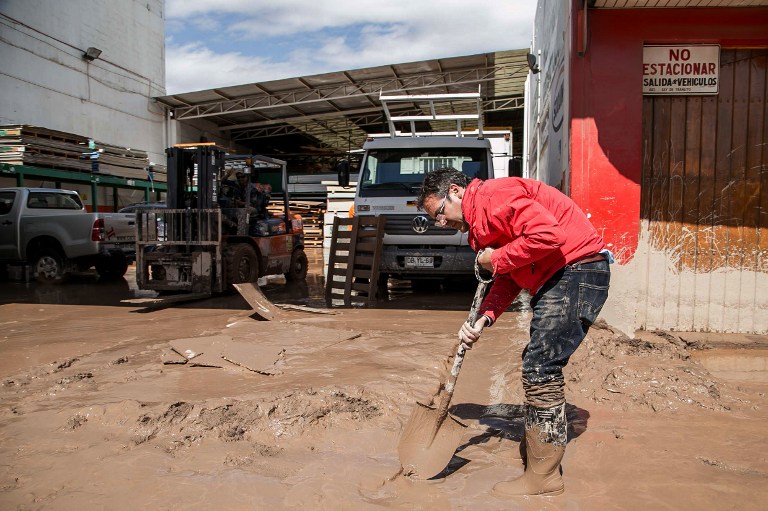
528;3;768;333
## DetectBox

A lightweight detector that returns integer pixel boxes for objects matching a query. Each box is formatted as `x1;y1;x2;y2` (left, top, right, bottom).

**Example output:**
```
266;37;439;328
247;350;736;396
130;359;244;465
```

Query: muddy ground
0;250;766;510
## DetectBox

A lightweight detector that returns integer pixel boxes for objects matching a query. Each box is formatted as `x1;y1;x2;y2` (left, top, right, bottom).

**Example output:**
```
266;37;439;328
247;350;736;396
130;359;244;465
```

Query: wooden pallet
325;216;385;307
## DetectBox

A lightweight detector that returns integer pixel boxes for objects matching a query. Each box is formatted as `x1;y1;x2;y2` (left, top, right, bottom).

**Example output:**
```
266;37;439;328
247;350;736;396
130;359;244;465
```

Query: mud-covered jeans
521;257;610;408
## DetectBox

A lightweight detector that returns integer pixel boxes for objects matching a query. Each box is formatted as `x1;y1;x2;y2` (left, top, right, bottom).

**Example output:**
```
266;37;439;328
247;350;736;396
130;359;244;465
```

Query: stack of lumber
290;200;326;247
266;198;325;247
323;184;355;240
0;125;91;171
96;141;166;183
284;172;360;248
322;184;355;271
0;124;162;182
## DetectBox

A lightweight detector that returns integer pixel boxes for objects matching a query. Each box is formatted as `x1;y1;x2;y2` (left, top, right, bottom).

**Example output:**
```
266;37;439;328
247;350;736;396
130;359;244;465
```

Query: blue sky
164;0;538;94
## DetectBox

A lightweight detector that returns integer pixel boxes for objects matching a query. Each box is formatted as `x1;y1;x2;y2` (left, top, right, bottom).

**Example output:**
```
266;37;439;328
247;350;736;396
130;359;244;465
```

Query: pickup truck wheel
225;243;259;285
284;249;308;281
96;253;129;279
33;249;66;284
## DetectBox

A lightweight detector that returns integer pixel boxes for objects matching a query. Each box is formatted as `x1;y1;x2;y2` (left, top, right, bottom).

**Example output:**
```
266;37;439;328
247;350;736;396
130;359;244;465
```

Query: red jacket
463;177;605;323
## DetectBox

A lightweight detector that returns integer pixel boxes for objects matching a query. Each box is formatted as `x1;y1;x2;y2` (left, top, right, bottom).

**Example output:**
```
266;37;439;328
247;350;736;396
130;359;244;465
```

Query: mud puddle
691;348;768;383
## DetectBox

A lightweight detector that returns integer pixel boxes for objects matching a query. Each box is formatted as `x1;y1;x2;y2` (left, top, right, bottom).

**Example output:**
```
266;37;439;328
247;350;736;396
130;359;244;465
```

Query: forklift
135;144;308;294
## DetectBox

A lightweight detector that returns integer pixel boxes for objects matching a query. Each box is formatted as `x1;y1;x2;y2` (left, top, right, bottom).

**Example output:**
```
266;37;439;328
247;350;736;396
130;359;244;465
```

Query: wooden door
640;49;768;333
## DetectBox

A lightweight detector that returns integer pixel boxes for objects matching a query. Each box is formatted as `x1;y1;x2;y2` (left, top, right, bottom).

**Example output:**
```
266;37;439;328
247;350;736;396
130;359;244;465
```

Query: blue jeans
522;257;610;401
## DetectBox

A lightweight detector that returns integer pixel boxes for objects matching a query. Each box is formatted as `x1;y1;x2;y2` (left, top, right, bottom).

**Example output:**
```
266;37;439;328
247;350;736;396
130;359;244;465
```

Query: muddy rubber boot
493;404;566;497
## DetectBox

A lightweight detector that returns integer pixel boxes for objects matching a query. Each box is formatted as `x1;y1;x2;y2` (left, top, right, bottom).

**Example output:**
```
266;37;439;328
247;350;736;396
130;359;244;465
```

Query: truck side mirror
509;157;523;178
337;160;350;188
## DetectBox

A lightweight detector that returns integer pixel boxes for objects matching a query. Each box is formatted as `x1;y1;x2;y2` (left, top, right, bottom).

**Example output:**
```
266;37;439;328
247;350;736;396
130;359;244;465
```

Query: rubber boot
493;404;566;497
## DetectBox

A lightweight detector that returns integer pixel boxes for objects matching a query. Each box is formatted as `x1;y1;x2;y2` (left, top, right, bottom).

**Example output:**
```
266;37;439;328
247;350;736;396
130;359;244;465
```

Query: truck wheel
284;249;308;281
225;243;259;285
376;273;389;299
96;253;129;279
33;248;66;284
411;278;441;292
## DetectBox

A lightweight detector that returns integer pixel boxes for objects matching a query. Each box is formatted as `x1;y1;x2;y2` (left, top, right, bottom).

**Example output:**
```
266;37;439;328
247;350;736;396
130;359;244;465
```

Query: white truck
0;187;137;282
345;91;513;286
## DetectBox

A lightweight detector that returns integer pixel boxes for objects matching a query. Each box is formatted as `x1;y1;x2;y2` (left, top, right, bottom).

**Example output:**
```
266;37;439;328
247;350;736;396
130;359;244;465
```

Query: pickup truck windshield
360;148;487;196
27;191;83;210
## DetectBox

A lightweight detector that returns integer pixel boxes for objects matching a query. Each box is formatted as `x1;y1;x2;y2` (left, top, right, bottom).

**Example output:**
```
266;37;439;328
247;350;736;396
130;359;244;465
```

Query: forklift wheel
284;249;308;281
225;243;260;285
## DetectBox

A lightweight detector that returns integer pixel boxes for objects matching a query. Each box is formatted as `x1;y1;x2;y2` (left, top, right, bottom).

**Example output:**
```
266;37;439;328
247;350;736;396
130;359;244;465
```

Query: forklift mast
166;144;225;209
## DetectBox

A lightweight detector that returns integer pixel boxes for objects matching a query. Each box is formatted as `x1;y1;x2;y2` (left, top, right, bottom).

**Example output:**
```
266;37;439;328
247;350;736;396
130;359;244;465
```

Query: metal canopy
154;50;530;157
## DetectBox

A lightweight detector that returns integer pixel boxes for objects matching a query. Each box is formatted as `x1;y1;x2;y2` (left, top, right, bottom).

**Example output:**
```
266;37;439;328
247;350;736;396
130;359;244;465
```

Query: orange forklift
135;144;308;294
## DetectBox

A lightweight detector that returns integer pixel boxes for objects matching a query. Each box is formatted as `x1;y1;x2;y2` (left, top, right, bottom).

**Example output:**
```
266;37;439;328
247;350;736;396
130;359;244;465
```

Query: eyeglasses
436;197;447;217
434;197;447;222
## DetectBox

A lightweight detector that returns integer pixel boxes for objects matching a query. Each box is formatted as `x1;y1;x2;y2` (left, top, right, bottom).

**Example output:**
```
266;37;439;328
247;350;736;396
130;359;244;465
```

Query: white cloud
165;42;308;93
165;0;537;94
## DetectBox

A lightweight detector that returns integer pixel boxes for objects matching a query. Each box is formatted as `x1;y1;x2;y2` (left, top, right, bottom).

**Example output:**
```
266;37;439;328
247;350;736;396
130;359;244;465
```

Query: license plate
405;256;434;268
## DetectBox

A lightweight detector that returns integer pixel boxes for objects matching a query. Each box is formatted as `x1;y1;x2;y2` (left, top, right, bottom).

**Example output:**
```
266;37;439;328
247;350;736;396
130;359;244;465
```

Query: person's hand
458;316;489;349
477;248;494;272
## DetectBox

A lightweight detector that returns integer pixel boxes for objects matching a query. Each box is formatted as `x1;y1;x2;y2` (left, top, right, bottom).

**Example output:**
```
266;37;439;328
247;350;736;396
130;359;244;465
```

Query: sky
164;0;538;94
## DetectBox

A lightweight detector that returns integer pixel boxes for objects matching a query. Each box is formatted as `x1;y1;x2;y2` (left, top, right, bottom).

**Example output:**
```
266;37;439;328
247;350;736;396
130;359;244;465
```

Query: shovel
398;275;492;479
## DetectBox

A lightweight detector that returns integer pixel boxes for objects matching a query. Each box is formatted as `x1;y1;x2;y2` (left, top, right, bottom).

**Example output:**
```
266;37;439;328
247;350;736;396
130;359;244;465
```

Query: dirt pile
567;320;761;412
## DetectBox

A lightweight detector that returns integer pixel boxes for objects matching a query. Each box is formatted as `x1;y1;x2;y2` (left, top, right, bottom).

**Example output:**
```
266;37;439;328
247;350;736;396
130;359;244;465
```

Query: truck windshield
360;148;488;196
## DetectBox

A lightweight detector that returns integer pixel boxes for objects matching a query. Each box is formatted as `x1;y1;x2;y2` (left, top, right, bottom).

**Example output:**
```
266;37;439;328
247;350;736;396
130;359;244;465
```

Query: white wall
0;0;167;164
525;0;570;190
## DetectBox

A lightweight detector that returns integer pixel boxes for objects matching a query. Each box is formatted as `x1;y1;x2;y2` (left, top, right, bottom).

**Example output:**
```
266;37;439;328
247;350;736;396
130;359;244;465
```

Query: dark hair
416;167;470;210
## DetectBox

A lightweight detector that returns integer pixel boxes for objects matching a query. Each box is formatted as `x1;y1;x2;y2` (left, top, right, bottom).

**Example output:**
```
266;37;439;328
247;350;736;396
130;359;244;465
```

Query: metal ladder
378;86;484;138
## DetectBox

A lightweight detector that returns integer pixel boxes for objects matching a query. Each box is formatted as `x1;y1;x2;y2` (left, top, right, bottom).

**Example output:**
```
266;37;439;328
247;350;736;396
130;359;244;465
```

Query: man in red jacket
417;167;611;497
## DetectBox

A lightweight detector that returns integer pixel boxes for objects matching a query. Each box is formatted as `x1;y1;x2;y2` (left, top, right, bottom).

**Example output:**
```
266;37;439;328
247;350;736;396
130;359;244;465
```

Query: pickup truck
0;187;136;282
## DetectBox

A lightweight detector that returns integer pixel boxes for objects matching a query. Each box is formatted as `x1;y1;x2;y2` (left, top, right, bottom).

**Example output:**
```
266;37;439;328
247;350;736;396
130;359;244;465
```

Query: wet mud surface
1;249;766;510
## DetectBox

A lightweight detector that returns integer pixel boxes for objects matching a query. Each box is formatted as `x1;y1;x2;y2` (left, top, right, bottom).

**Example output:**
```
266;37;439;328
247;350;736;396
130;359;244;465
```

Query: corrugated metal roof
154;50;530;156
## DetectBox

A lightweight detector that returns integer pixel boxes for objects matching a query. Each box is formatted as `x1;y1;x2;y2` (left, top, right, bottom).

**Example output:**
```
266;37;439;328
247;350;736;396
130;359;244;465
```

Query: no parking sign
642;45;720;95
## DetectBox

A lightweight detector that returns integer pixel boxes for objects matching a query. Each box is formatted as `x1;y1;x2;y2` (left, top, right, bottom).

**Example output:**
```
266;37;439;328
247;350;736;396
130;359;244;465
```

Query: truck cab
350;90;511;284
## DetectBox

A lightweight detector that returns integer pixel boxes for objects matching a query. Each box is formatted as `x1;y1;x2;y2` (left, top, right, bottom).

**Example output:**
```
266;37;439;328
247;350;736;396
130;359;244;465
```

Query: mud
0;252;766;510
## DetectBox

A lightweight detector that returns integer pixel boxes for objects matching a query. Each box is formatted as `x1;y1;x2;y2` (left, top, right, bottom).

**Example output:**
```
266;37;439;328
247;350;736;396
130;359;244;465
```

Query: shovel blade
398;402;467;479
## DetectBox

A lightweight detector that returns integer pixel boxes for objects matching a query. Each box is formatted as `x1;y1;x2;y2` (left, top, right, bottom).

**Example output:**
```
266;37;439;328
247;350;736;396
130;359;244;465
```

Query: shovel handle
429;277;492;444
442;278;490;396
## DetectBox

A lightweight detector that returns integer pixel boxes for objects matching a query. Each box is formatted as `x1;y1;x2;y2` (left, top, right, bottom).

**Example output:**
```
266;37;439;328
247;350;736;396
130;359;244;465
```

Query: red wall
569;7;768;262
